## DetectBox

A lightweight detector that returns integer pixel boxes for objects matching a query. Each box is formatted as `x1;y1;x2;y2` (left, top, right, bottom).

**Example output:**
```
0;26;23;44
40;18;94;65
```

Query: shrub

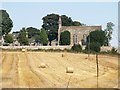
111;47;117;54
60;31;70;45
71;44;82;52
85;42;101;53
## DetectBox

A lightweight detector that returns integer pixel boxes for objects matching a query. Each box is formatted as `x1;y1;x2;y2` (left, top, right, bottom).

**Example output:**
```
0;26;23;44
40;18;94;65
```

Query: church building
57;16;102;46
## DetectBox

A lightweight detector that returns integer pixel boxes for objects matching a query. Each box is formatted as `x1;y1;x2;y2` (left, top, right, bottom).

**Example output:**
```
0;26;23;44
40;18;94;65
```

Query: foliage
60;31;70;45
26;27;40;38
85;42;101;53
87;30;106;46
4;34;13;43
71;44;82;52
0;10;13;35
42;13;83;45
42;13;59;43
72;21;82;26
61;15;73;26
18;28;29;45
104;22;114;46
111;47;117;54
34;35;41;43
40;29;48;45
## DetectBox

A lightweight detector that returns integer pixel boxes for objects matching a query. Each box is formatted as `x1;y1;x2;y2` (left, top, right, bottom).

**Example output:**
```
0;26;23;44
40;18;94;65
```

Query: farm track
1;51;118;88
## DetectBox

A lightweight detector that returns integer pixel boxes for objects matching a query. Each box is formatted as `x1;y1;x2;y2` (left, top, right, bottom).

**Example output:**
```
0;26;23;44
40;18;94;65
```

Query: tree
42;13;59;43
104;22;114;46
4;34;13;43
60;31;70;45
0;10;13;35
71;44;82;52
87;30;106;46
61;15;73;26
72;21;82;26
85;42;101;53
18;28;29;45
40;29;48;45
34;35;41;44
26;27;40;38
42;13;82;45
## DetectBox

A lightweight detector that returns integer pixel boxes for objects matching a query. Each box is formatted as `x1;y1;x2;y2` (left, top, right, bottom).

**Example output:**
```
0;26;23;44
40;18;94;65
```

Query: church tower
58;15;62;46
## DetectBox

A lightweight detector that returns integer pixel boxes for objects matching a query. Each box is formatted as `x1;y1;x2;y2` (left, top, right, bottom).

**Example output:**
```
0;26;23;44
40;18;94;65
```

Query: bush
71;44;82;52
111;47;117;54
85;42;101;53
60;31;70;45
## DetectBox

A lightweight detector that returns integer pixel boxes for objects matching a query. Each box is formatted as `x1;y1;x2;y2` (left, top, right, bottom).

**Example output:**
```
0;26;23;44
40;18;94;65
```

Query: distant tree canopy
26;27;40;38
72;21;82;26
0;10;13;35
60;31;70;45
85;30;106;53
4;34;13;43
87;30;106;46
39;28;48;45
18;28;29;45
42;13;83;45
85;42;101;53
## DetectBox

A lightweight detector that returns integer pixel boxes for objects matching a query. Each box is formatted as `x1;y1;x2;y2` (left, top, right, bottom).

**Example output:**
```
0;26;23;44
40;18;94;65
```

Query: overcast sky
1;2;118;47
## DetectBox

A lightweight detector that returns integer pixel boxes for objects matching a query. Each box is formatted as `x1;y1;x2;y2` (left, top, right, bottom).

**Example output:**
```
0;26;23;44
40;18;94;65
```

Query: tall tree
60;31;70;45
40;28;48;46
42;13;59;43
87;30;106;46
18;28;29;45
104;22;114;46
0;10;13;35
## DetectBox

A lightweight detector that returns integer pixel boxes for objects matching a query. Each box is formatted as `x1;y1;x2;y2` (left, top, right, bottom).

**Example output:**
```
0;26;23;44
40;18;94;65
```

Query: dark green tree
4;34;13;43
72;21;82;26
87;30;106;46
60;31;70;45
40;29;48;45
85;42;101;53
26;27;40;38
18;28;29;45
0;10;13;35
71;44;82;52
61;15;73;26
42;13;59;44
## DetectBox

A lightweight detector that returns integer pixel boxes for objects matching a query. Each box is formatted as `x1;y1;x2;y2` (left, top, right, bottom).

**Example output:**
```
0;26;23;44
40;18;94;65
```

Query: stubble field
0;51;118;88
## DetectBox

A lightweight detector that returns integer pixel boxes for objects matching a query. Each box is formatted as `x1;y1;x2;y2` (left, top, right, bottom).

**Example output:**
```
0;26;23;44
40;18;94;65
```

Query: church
57;16;102;46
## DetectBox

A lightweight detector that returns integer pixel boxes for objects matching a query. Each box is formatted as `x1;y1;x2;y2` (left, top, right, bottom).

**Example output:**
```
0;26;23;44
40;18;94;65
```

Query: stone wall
0;46;71;50
60;26;102;46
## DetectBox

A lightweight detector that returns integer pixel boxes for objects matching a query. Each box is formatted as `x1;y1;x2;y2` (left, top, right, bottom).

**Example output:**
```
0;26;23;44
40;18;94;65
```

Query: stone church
57;16;102;46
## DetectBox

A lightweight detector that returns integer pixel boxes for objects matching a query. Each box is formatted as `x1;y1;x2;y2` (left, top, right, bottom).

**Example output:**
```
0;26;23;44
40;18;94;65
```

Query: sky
0;1;118;47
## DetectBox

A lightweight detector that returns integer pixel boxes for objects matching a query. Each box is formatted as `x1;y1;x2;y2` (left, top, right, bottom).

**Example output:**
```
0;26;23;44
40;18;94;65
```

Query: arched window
73;34;77;45
82;34;87;45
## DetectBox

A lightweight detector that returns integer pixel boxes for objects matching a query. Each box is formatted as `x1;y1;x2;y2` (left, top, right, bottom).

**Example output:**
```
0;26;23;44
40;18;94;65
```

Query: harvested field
0;51;118;88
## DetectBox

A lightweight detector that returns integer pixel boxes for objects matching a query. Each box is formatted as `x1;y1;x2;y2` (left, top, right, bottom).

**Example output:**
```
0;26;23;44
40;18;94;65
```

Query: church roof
60;25;102;32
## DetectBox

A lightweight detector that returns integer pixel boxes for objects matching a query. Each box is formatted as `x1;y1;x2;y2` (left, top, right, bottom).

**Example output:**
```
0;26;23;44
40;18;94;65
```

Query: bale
22;49;26;52
39;63;46;68
66;67;74;73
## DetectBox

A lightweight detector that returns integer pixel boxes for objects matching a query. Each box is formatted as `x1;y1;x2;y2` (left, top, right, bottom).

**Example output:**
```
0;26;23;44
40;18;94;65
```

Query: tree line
0;10;115;53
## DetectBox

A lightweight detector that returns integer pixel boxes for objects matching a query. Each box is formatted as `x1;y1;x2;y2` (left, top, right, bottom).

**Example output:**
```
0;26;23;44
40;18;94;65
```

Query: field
0;51;118;88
